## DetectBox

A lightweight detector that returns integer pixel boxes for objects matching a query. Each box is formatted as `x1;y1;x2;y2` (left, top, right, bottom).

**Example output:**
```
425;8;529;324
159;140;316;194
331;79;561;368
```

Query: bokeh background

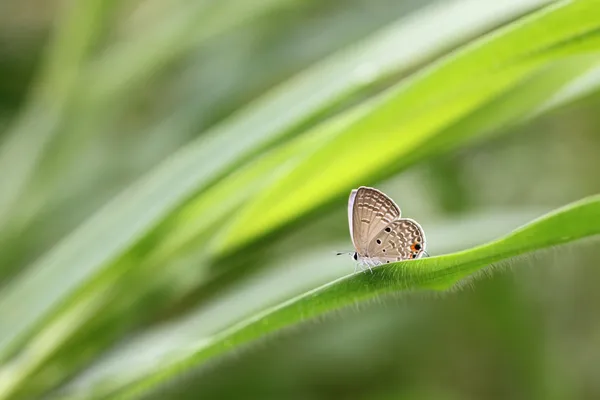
0;0;599;399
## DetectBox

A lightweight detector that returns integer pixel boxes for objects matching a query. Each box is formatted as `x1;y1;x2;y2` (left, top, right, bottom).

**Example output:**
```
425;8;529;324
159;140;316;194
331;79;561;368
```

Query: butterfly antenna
336;251;353;256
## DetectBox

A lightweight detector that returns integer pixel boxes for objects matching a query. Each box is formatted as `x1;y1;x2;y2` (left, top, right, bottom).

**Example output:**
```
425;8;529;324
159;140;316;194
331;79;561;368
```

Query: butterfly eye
353;252;358;261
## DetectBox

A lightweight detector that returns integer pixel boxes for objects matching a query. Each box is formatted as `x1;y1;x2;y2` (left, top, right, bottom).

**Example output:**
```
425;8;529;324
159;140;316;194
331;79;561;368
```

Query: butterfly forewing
351;187;401;254
367;218;426;262
348;189;358;248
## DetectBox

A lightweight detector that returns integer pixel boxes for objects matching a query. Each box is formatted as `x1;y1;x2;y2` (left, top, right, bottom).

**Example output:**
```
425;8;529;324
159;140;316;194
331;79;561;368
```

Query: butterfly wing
351;187;401;254
348;188;358;248
366;218;426;262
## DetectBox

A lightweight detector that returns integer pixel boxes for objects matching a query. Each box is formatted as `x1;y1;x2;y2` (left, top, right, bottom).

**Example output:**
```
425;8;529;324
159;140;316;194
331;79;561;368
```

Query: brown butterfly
342;186;426;272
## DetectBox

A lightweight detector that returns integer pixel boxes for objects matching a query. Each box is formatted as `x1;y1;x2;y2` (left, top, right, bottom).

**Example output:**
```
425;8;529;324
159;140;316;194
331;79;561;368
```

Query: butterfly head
336;251;359;261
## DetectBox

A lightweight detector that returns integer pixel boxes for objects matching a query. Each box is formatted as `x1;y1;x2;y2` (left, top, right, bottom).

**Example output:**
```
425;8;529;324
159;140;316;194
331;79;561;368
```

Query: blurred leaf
184;56;597;262
216;0;600;253
84;194;600;399
0;0;551;360
81;0;288;106
53;207;547;398
0;0;113;229
535;64;600;114
0;1;599;399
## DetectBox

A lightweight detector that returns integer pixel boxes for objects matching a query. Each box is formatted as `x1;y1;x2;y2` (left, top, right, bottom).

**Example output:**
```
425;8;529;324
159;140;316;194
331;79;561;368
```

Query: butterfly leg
364;258;374;274
355;260;368;274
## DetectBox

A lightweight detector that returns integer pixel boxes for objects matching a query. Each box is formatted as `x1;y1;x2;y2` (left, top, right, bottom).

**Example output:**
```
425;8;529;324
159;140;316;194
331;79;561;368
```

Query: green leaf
89;194;600;399
216;0;600;253
0;0;549;360
0;0;114;228
80;0;290;106
1;1;599;399
53;208;548;398
191;57;597;262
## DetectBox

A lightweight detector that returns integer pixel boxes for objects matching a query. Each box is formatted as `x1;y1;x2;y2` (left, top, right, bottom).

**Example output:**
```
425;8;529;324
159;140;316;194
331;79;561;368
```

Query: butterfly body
347;186;426;271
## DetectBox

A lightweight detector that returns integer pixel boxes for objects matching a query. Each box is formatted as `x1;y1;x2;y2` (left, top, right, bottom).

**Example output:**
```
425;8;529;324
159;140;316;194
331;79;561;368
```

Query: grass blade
95;194;600;399
0;0;546;358
216;1;600;253
0;0;112;228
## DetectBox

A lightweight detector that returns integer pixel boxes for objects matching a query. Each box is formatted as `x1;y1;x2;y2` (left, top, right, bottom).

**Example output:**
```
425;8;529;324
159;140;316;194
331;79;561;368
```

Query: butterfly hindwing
351;187;401;254
367;218;426;262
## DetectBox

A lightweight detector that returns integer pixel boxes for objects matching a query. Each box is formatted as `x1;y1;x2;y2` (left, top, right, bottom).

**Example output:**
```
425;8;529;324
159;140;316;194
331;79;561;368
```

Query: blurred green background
0;0;599;399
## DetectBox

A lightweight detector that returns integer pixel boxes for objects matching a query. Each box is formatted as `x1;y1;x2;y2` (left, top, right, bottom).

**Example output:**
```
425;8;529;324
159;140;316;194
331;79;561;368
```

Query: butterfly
341;186;426;272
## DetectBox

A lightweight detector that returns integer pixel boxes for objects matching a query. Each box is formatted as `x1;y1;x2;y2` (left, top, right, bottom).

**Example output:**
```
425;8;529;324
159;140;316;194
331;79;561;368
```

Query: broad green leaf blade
97;194;600;399
0;0;546;359
16;26;594;400
55;208;549;398
158;56;599;263
216;0;600;253
47;55;598;396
